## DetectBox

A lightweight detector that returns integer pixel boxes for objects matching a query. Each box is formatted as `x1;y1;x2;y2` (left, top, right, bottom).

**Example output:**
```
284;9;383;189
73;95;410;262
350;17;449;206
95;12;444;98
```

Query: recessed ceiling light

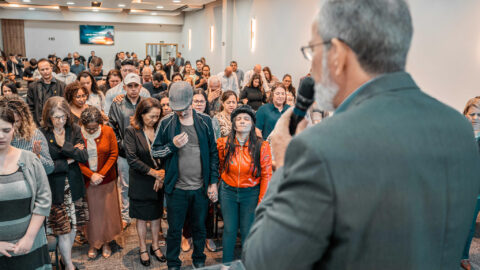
151;12;157;15
22;0;31;3
93;9;99;12
10;4;20;7
53;6;60;9
28;7;35;10
156;5;163;8
130;9;138;12
66;2;75;5
118;4;125;7
173;0;180;3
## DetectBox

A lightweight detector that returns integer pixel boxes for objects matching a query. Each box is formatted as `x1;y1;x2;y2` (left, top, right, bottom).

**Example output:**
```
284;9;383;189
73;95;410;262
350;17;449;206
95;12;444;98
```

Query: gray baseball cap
169;81;193;111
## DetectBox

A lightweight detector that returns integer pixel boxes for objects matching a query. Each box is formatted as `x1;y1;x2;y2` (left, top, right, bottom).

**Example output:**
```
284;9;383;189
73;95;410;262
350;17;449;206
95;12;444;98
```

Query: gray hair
208;75;221;86
317;0;413;74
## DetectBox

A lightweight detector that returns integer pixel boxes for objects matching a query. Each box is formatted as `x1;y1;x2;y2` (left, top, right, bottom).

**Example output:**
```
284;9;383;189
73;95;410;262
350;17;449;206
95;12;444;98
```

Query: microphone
289;76;315;135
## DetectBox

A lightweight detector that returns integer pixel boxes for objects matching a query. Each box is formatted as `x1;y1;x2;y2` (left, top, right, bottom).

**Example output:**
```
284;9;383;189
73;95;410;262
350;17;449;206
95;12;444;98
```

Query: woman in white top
77;71;107;121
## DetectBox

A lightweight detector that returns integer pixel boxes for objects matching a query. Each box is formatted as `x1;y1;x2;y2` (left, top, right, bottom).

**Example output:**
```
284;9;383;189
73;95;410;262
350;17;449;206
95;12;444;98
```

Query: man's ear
330;38;349;76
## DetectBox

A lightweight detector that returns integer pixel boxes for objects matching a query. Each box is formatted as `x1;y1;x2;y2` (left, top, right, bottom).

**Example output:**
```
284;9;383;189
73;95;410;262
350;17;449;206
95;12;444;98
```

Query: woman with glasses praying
78;106;121;259
40;96;88;270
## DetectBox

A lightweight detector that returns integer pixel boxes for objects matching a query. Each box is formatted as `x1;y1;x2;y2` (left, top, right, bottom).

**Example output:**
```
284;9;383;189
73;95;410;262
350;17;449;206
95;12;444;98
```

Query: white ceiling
2;0;216;12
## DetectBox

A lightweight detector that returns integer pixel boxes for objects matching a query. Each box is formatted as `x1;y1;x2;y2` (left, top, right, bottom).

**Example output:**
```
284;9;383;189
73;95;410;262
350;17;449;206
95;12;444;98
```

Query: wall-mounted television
80;25;114;45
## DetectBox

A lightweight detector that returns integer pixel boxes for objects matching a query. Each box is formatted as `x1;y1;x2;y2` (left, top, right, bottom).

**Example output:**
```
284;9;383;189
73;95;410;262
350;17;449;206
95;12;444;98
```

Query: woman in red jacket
79;106;122;259
217;105;272;263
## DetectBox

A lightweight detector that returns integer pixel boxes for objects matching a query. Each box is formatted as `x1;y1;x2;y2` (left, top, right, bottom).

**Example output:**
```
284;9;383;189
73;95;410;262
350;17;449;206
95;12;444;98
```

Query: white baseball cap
123;73;141;85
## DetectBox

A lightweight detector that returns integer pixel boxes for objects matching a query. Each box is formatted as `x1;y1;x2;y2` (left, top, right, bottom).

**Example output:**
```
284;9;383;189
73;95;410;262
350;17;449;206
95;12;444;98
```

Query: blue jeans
166;187;208;268
462;196;480;259
117;157;130;223
219;182;259;263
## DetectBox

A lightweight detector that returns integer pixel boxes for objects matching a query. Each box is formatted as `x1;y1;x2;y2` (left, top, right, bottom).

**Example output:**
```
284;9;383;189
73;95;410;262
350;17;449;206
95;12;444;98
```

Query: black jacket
151;110;219;194
7;59;24;77
27;78;66;126
125;127;163;201
163;63;179;81
108;96;143;158
41;124;88;204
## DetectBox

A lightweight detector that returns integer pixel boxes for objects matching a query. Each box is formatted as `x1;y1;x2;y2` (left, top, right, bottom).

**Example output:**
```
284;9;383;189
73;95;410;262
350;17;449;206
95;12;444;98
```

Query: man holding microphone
243;0;480;269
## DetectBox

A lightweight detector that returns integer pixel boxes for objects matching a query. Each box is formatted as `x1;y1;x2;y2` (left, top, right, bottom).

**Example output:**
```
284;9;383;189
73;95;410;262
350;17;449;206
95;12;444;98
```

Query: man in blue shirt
70;58;85;76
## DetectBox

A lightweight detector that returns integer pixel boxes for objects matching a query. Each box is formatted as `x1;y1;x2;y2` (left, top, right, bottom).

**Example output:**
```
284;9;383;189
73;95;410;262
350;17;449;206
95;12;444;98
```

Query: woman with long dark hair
217;105;272;263
212;90;238;140
124;98;166;266
77;71;105;113
239;73;266;111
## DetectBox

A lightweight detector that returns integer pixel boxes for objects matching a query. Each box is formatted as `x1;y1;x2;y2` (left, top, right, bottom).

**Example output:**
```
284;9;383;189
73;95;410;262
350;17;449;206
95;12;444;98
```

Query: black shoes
193;262;205;268
139;249;150;266
150;245;167;262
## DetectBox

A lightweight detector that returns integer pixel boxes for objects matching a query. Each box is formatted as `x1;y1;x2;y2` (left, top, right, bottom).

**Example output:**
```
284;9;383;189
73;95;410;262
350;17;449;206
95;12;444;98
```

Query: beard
314;53;339;112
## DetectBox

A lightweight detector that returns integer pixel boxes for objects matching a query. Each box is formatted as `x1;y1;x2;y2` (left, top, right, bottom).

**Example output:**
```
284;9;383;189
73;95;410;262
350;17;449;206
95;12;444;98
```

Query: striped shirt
11;129;54;175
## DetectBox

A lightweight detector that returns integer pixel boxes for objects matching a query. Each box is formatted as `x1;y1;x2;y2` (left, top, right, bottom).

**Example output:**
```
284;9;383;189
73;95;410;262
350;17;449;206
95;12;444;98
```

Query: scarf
81;126;102;171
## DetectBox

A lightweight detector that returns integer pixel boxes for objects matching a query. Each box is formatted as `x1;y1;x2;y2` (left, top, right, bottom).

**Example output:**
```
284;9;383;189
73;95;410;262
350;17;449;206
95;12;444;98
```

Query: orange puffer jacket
217;137;273;203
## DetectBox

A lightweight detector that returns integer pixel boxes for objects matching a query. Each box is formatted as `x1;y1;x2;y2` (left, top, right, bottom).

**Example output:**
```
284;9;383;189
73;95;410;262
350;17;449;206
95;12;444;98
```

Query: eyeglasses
193;99;206;104
300;40;332;61
52;115;66;121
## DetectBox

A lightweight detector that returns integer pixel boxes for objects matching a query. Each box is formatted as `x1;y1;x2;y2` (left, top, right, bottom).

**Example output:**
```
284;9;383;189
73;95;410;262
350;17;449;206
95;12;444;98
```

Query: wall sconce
250;17;256;52
188;29;192;51
210;25;214;52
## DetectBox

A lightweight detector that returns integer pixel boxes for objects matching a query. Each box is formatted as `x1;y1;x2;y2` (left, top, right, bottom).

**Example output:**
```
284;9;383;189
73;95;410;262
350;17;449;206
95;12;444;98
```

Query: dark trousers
183;201;215;239
219;182;259;263
462;196;480;259
166;187;208;267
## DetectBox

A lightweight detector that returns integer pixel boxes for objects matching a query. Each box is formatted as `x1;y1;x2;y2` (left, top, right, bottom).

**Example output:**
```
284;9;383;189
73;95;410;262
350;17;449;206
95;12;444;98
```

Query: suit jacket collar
335;71;419;114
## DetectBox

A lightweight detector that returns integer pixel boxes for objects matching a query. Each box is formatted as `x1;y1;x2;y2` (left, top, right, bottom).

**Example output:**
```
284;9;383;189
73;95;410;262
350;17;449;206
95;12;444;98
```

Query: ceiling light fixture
22;0;31;3
173;0;181;3
28;7;35;10
66;2;75;5
151;12;157;15
93;9;99;12
156;5;163;8
118;4;125;7
10;4;20;7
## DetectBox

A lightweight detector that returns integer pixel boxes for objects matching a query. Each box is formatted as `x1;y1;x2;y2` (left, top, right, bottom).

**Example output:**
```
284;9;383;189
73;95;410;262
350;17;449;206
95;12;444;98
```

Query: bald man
217;66;239;94
142;66;153;83
242;64;270;92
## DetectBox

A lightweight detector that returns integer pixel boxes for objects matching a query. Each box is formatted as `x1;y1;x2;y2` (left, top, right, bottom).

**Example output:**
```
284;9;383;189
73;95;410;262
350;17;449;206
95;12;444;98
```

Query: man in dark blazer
242;1;480;270
163;57;179;81
7;53;24;79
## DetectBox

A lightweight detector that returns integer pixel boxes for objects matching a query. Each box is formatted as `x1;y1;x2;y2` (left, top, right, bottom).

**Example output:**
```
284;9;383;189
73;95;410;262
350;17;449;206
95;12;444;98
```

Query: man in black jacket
108;73;143;227
7;53;24;79
27;58;66;126
152;81;219;270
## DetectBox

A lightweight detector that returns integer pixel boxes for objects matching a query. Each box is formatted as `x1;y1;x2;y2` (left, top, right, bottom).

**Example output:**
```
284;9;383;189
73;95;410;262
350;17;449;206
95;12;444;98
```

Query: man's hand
113;94;125;103
208;89;221;103
173;132;188;148
208;183;218;202
269;107;308;168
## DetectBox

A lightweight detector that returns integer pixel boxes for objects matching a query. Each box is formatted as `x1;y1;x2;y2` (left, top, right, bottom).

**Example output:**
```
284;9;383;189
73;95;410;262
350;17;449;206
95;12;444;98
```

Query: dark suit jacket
243;72;480;270
124;126;162;201
7;59;24;77
163;63;179;81
27;78;66;126
41;124;88;205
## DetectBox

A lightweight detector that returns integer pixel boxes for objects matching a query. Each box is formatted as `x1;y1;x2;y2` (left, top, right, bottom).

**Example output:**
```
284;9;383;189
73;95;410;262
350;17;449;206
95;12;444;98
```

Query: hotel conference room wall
23;21;182;71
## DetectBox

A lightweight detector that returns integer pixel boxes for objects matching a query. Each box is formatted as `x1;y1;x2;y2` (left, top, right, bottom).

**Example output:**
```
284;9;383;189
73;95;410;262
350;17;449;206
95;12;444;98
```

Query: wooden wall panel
1;19;26;56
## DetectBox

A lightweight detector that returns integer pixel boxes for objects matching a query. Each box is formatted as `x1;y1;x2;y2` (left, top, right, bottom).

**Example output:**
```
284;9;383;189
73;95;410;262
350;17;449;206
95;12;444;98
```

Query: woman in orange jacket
217;105;272;263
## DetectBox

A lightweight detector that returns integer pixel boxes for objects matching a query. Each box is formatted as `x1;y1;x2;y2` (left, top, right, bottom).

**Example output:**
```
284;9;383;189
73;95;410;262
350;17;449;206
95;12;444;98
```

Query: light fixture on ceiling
66;2;75;5
156;5;163;9
28;7;35;10
151;12;157;15
210;25;214;52
93;8;99;12
118;3;125;7
173;0;181;3
22;0;31;3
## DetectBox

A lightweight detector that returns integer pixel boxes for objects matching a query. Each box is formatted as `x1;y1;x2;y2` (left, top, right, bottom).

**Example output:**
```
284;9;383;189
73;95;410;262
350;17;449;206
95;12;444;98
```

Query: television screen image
80;25;114;45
